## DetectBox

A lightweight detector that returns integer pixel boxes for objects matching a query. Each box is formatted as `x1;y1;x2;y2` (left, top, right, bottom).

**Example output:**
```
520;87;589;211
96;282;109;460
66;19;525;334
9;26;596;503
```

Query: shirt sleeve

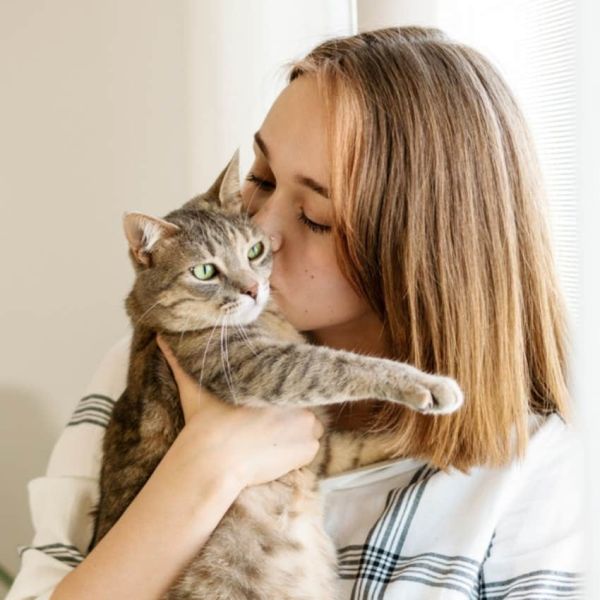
477;413;586;599
5;335;130;600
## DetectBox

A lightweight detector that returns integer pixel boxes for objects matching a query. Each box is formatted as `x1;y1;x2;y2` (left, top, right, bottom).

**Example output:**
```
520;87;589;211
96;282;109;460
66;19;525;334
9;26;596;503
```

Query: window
439;0;578;321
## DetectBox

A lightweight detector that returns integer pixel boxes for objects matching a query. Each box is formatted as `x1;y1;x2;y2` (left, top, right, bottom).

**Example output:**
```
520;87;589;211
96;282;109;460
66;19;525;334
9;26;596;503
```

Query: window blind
440;0;578;320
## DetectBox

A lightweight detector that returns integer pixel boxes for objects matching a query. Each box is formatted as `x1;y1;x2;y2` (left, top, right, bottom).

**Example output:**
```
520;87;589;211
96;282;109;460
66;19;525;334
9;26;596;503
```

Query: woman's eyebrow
295;174;329;199
253;130;330;200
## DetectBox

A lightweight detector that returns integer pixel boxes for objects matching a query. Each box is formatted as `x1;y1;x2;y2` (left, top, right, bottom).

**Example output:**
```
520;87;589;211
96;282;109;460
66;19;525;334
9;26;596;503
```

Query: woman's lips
269;284;282;299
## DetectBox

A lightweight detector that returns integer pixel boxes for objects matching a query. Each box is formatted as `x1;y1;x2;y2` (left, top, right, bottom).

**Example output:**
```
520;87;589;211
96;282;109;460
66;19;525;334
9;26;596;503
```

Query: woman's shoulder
471;412;585;594
519;411;584;479
455;411;584;512
510;410;584;507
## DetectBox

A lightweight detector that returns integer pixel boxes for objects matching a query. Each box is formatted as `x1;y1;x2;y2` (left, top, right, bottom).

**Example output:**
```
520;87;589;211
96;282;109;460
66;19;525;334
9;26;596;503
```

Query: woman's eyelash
245;172;274;191
245;172;331;234
297;211;331;234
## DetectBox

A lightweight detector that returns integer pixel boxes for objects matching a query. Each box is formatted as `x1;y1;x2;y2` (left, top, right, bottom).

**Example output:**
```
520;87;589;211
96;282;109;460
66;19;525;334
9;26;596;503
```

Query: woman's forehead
258;77;329;184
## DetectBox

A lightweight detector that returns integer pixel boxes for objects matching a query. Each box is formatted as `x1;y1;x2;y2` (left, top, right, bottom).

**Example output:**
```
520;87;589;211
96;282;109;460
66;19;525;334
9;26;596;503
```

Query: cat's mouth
220;287;269;324
222;301;244;315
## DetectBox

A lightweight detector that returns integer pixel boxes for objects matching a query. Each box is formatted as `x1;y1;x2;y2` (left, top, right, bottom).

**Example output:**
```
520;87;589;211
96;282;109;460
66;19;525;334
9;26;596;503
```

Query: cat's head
123;150;272;331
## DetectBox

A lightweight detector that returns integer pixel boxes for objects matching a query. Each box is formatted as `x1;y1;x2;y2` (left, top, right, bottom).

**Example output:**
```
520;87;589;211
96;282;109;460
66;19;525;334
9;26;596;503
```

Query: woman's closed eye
246;172;275;192
245;172;332;234
296;211;331;234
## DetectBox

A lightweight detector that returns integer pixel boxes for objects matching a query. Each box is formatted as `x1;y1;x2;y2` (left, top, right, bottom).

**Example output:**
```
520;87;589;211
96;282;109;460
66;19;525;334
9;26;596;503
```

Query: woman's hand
156;335;324;490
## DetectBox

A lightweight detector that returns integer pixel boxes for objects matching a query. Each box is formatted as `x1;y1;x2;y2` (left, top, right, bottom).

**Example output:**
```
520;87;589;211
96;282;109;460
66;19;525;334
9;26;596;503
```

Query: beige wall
0;0;191;581
0;0;354;583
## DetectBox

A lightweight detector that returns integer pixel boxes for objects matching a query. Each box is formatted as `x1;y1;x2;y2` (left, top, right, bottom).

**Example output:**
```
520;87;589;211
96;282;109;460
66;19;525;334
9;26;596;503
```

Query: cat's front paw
416;375;464;415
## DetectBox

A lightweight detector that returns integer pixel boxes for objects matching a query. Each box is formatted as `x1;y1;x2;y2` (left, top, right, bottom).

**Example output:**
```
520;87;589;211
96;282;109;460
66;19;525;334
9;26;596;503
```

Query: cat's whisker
236;323;258;356
135;299;162;326
226;321;237;402
199;316;222;386
177;313;191;353
235;322;251;348
219;315;236;403
223;316;237;403
219;316;228;388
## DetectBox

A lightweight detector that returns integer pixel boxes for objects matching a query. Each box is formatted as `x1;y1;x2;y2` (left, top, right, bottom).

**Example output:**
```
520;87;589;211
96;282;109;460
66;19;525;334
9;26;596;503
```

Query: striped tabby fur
89;151;463;599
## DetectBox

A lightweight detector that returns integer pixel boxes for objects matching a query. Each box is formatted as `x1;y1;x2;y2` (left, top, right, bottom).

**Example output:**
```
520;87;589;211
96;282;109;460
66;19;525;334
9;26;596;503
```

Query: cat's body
90;152;463;599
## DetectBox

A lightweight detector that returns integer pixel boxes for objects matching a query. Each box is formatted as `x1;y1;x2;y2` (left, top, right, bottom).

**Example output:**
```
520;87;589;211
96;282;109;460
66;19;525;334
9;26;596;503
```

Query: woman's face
241;75;385;353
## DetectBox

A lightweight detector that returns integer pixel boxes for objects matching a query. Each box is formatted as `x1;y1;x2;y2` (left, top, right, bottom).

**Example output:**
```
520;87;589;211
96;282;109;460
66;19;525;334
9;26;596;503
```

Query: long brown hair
288;26;570;470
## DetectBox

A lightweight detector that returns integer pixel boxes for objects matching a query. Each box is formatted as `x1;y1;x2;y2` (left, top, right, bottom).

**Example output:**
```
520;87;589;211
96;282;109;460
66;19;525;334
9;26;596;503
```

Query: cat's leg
89;389;178;550
199;340;463;415
90;462;154;550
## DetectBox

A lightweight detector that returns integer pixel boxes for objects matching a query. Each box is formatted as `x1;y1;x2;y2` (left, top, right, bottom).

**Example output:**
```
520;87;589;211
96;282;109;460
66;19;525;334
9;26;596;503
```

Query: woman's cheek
279;256;368;330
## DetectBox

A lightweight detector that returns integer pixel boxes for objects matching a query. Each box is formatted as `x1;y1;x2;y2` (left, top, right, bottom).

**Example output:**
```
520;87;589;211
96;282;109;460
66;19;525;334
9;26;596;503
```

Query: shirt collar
318;456;425;494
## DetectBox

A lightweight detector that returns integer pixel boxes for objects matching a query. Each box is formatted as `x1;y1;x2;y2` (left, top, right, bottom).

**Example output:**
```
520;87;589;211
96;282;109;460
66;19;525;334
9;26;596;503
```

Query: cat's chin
229;301;267;325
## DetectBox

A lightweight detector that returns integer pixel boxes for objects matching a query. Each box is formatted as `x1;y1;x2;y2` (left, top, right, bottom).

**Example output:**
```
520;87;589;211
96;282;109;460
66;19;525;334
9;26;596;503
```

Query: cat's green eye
191;263;218;281
248;241;264;261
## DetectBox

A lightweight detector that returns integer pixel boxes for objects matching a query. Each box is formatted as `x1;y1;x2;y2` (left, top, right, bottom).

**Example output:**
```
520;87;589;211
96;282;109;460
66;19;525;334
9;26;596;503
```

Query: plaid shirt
7;336;585;599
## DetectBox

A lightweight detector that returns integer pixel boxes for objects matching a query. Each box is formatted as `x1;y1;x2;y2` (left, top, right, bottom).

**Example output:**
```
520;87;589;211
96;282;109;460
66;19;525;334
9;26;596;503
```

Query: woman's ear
123;212;180;267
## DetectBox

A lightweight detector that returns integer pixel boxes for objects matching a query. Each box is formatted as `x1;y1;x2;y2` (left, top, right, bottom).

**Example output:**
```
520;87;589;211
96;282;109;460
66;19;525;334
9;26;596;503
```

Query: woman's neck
307;307;392;358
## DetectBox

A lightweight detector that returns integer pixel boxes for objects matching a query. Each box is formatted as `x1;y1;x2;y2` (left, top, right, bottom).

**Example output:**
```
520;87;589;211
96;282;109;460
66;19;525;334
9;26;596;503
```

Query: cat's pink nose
242;282;258;299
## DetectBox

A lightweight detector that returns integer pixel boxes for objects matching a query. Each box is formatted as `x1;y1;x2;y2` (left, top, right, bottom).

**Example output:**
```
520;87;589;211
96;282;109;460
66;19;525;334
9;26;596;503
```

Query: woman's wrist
157;422;245;529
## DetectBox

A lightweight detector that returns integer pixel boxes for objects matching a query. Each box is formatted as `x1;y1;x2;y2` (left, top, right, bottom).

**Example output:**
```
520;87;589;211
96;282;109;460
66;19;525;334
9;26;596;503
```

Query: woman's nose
269;233;282;252
251;196;284;253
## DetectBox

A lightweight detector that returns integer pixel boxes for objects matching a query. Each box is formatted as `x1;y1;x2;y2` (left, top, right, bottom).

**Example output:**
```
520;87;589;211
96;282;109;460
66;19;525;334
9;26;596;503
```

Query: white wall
357;0;440;30
0;0;353;583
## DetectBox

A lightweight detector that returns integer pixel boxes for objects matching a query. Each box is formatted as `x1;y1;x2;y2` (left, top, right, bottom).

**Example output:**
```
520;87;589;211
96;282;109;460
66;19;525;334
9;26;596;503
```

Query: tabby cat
89;151;463;599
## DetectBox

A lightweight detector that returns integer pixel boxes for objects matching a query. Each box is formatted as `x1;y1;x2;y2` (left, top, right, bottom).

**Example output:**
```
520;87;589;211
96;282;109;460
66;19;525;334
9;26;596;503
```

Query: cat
89;150;463;599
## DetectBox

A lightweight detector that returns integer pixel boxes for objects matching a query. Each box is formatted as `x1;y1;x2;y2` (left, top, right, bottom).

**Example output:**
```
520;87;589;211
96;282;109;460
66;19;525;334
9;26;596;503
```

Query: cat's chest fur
178;469;340;599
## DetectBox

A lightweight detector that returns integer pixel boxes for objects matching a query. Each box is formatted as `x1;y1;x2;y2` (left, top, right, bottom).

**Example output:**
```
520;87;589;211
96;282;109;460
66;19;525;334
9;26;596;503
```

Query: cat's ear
218;148;242;211
207;148;242;212
123;212;180;267
184;149;242;213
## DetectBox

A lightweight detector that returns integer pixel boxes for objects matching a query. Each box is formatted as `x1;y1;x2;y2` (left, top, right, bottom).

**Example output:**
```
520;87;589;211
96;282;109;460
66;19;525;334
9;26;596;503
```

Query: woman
7;26;583;599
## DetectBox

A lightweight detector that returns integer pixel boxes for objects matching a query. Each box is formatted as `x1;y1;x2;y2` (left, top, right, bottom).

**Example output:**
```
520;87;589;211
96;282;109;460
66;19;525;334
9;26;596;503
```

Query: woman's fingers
156;335;325;442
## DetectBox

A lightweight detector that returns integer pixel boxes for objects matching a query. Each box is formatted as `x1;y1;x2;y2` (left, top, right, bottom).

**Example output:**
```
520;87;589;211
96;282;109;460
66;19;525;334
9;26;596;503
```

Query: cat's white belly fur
235;469;339;599
169;468;340;600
